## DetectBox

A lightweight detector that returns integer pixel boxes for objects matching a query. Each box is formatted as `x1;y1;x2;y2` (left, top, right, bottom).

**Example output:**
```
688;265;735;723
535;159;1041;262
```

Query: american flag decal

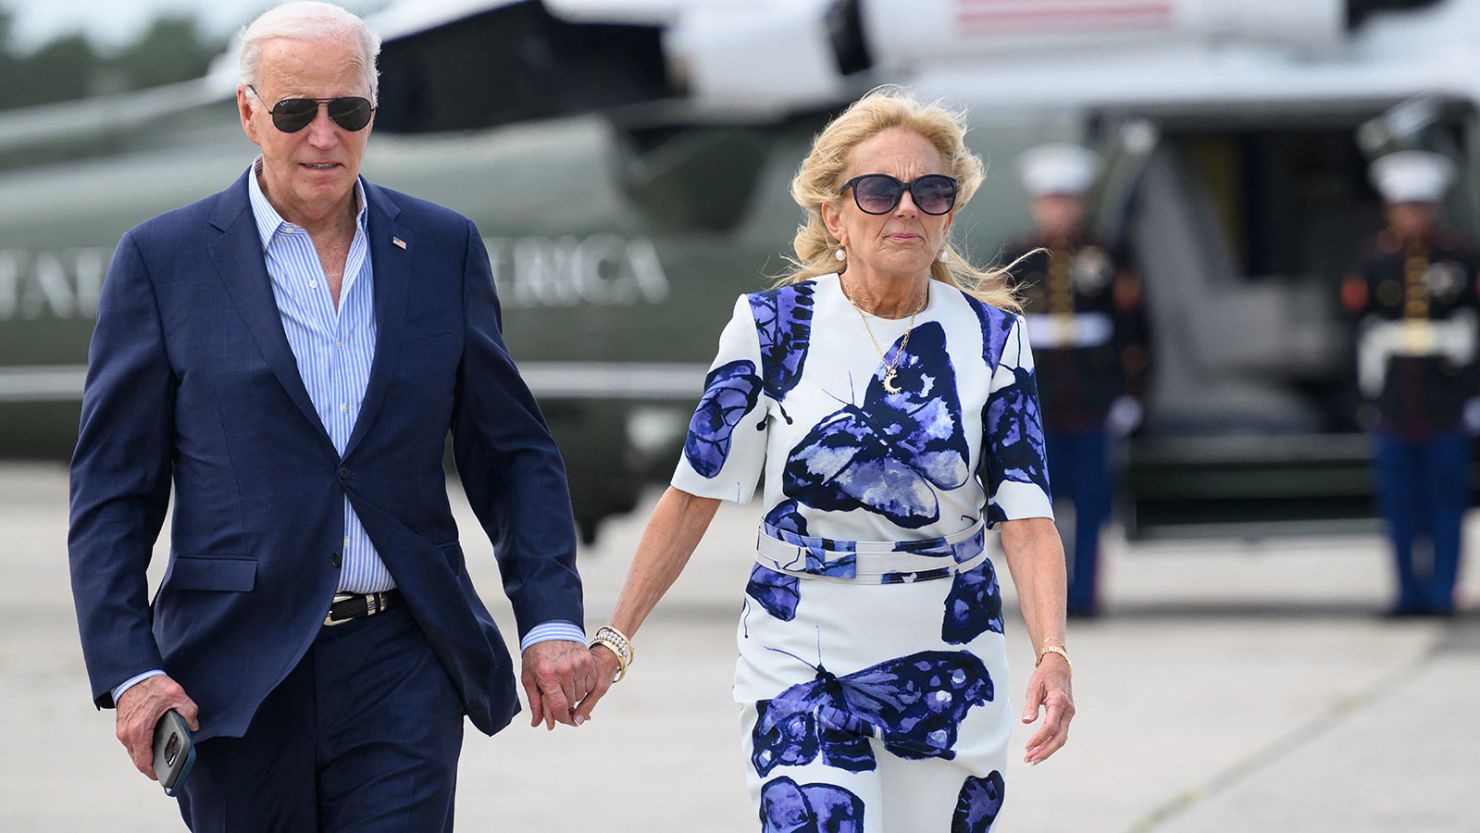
955;0;1176;37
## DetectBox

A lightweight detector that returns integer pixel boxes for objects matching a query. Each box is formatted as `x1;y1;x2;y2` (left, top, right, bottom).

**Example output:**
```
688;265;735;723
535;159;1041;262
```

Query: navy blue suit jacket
68;170;584;741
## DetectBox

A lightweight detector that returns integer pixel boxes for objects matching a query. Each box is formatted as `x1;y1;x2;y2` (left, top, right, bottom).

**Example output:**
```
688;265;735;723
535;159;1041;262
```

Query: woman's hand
573;644;624;723
999;517;1074;764
570;488;721;724
1020;652;1075;765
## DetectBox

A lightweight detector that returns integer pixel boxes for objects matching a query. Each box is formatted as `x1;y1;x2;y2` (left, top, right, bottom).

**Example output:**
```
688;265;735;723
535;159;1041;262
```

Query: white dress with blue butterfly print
671;273;1052;833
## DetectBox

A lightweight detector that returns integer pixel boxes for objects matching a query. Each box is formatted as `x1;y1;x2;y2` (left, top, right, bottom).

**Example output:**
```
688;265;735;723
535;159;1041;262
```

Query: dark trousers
177;604;465;832
1372;431;1469;613
1045;429;1112;613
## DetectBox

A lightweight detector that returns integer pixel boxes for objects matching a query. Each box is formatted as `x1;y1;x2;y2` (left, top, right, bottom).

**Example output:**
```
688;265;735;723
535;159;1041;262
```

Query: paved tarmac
1;462;1475;832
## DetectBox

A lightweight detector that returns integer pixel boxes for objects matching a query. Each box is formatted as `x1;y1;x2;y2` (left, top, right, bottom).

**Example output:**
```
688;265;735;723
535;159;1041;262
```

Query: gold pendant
883;368;902;393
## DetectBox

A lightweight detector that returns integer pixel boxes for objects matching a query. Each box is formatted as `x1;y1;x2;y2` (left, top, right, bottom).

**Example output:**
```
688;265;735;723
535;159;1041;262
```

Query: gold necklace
840;278;929;394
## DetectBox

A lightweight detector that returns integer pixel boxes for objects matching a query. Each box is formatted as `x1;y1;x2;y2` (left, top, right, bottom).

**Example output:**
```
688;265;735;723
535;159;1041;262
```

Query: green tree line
0;9;225;111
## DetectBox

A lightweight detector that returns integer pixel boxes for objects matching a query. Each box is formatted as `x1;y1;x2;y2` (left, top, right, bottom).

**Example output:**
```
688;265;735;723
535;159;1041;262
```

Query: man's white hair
239;2;382;103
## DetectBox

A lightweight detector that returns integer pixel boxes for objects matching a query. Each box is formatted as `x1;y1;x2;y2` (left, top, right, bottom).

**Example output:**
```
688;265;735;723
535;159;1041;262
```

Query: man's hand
520;640;596;730
115;675;199;779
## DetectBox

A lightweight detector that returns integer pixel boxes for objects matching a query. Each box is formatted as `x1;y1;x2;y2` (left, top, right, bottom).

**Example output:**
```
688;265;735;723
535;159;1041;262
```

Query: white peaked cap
1016;143;1101;196
1370;151;1455;204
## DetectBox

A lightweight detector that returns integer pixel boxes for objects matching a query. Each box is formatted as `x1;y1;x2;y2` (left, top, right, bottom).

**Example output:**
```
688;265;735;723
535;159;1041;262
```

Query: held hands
571;624;634;724
115;675;199;779
572;643;623;724
1020;651;1075;765
520;639;597;730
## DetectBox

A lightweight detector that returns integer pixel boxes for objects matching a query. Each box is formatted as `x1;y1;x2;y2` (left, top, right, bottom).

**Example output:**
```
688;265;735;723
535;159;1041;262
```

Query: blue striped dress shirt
249;159;388;594
109;163;582;704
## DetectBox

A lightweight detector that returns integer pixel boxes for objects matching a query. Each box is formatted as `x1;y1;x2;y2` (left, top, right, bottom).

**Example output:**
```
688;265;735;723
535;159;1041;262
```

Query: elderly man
67;3;594;829
1002;143;1151;618
1343;150;1480;618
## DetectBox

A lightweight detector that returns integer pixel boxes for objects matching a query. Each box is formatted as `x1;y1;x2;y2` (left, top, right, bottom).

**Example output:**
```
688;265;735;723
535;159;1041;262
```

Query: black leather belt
323;589;398;627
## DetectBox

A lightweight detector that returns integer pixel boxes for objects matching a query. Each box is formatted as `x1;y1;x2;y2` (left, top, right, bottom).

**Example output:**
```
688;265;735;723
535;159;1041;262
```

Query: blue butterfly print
782;322;969;528
760;777;865;833
801;550;857;578
747;564;800;622
881;567;955;584
764;500;858;579
965;293;1014;375
783;542;857;580
751;649;993;777
683;359;762;478
952;771;1005;833
748;501;862;621
982;342;1051;503
764;499;810;536
893;528;984;563
884;529;985;585
942;560;1005;645
748;281;816;403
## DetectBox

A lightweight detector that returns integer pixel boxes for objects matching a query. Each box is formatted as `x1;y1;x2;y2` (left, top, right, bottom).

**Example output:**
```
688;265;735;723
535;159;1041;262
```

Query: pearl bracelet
591;625;635;683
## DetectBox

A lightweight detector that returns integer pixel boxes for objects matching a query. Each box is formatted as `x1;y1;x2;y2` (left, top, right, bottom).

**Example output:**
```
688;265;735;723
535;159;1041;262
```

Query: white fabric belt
1025;313;1113;349
754;519;988;584
1357;312;1477;397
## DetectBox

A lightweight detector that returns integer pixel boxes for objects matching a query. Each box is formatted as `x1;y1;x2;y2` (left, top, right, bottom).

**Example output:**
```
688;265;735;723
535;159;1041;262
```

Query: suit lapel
343;183;411;460
206;172;335;453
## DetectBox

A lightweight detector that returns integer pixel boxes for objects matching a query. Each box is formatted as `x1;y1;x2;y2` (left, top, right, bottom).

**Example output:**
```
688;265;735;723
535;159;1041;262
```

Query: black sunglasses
248;85;375;133
839;173;958;215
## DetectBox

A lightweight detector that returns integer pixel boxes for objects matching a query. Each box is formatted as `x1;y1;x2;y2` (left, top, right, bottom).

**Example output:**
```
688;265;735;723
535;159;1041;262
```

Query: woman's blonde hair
778;86;1020;312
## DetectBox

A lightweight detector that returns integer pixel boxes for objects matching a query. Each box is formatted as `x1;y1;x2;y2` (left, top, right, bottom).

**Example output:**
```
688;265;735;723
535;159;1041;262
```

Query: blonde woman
577;88;1075;831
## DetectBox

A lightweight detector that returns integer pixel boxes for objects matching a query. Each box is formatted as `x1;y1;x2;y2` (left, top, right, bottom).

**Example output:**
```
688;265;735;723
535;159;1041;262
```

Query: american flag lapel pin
392;236;407;250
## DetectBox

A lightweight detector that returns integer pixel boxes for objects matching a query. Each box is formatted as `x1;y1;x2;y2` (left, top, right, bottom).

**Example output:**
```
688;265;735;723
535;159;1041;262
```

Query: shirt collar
246;156;368;250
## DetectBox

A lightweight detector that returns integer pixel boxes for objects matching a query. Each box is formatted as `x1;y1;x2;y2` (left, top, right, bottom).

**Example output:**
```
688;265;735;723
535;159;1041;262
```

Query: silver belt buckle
323;592;361;627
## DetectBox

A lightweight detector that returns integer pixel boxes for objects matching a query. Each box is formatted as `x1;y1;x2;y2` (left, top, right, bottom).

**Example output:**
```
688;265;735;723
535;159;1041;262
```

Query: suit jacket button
331;551;343;568
338;466;351;480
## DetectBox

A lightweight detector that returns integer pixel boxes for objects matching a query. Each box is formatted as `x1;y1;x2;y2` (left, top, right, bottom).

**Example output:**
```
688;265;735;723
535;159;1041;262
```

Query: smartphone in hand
152;709;196;797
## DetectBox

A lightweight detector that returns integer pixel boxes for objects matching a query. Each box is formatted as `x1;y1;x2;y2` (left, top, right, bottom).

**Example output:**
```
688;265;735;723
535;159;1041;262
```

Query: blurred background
10;0;1480;540
0;1;1476;831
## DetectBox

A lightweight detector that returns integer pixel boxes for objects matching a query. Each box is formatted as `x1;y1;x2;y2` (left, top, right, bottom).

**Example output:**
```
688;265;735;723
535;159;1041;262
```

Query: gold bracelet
591;634;630;683
594;625;635;666
601;625;635;661
591;625;636;683
1036;644;1071;669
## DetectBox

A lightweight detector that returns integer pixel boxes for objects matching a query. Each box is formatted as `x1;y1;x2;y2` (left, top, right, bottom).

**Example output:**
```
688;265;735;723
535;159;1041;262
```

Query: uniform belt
323;589;399;627
1025;312;1113;349
1357;313;1477;397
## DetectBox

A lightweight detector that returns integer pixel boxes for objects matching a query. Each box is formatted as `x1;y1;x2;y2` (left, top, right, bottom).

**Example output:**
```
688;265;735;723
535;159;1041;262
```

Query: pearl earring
835;248;846;262
939;248;949;263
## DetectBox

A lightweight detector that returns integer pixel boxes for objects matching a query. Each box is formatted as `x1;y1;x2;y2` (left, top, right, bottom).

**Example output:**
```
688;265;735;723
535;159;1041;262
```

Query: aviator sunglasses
248;85;375;133
839;173;958;215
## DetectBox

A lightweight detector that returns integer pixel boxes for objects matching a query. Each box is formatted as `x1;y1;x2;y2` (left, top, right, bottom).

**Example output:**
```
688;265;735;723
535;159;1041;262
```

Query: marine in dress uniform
1342;150;1480;617
1002;144;1150;617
